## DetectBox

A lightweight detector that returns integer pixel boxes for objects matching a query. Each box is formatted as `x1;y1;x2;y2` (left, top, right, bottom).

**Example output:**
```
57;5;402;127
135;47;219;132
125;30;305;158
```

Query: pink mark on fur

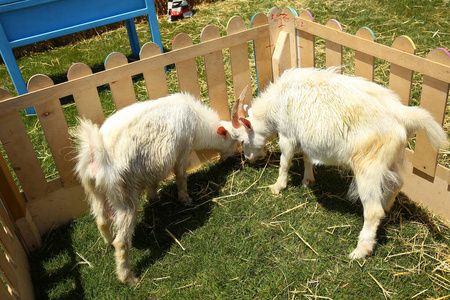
105;202;116;222
89;141;96;178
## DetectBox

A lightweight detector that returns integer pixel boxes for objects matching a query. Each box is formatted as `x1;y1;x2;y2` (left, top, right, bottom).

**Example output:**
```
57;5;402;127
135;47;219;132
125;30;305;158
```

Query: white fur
221;67;447;259
72;93;237;284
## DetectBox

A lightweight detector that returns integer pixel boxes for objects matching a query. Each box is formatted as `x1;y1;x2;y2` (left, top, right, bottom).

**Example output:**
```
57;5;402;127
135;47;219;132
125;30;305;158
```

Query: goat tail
71;118;110;186
402;106;448;151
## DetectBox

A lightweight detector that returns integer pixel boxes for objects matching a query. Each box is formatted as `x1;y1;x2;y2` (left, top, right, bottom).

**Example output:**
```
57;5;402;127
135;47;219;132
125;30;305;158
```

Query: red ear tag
239;118;252;130
217;126;228;136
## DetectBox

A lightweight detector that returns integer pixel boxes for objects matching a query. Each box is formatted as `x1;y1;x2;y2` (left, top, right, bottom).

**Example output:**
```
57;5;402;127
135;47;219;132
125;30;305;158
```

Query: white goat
220;67;447;259
72;93;237;284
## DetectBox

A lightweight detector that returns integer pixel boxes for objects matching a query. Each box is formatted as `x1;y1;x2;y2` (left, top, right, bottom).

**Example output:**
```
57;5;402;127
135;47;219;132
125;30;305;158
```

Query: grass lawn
0;0;449;299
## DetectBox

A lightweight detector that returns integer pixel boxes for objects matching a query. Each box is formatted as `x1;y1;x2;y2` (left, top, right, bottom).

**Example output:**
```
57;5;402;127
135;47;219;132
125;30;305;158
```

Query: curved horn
231;85;249;128
237;85;248;119
231;98;241;128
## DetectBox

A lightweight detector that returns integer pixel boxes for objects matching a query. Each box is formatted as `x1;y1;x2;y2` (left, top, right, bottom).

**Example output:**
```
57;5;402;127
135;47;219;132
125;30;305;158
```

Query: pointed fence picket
0;7;448;299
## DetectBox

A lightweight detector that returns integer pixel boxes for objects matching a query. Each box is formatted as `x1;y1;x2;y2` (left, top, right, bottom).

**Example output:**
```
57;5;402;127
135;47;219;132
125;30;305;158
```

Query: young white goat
72;93;238;284
219;67;447;259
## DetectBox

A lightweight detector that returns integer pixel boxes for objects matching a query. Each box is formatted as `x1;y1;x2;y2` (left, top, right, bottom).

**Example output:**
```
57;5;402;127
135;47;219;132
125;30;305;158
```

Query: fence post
355;27;375;81
172;33;202;99
325;19;343;72
0;144;42;252
140;42;169;100
68;63;105;126
227;16;253;106
104;52;137;110
389;36;416;106
297;10;315;68
28;75;77;187
201;25;230;121
267;7;297;79
251;12;272;93
412;48;450;178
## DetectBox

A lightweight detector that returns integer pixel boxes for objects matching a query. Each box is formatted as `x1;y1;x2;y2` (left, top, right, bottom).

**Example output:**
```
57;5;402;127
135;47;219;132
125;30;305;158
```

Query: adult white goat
219;67;447;259
72;93;238;284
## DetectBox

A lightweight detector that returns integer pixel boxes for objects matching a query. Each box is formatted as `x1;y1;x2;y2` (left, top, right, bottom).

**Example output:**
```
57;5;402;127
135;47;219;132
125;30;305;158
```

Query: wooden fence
0;7;448;299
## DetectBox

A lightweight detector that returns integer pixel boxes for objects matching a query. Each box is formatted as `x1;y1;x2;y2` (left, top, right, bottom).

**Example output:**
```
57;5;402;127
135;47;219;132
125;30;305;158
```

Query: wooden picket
140;43;169;100
325;19;343;71
388;36;415;106
0;152;36;299
251;13;273;93
0;7;448;299
105;52;137;110
201;25;230;121
227;16;254;106
354;27;375;81
68;63;106;125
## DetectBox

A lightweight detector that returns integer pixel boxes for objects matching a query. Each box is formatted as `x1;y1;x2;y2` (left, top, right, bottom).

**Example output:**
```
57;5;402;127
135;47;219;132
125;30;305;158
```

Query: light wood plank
0;126;27;221
0;89;49;201
104;52;136;110
67;63;105;125
412;48;449;177
0;225;14;263
0;281;13;300
227;16;253;106
27;183;88;235
389;36;416;106
3;22;450;117
173;33;201;98
200;25;229;121
0;202;14;244
15;208;42;252
270;7;297;78
267;7;282;61
0;250;18;296
0;147;41;252
355;27;375;81
294;17;450;82
325;19;343;72
28;75;77;187
272;31;290;79
297;10;315;68
251;13;273;93
401;150;450;221
282;7;298;69
140;42;169;100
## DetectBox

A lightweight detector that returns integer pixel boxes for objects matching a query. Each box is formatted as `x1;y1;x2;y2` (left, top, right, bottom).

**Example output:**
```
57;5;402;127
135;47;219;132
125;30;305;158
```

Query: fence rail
0;7;448;299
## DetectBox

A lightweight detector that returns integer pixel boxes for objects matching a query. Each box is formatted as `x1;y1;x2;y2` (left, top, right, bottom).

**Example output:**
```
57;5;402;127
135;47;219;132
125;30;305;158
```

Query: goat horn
231;97;241;128
231;85;249;128
237;85;248;119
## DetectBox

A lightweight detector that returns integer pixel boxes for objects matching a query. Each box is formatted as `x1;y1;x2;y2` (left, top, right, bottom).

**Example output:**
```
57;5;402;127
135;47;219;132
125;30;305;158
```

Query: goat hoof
119;272;139;285
349;248;371;260
302;178;315;188
269;184;282;195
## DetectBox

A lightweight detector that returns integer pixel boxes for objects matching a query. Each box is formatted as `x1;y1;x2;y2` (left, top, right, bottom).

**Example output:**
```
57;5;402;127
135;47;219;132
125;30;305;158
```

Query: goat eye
240;140;245;144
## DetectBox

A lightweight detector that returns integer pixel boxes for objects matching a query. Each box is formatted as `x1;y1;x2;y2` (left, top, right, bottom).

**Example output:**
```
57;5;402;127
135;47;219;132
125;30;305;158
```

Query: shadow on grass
132;156;241;276
28;155;241;299
28;223;86;300
270;151;445;249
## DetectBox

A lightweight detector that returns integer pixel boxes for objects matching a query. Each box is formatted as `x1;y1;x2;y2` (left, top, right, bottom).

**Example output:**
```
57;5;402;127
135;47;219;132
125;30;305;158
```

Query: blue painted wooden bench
0;0;163;114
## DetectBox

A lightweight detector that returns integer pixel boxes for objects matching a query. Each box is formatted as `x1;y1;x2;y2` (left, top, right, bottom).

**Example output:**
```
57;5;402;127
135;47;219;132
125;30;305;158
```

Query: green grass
0;0;449;299
28;156;450;299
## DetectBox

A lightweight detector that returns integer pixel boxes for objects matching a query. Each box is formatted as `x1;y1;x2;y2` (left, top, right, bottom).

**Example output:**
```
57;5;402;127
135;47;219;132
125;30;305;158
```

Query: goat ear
239;118;252;130
217;126;229;137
